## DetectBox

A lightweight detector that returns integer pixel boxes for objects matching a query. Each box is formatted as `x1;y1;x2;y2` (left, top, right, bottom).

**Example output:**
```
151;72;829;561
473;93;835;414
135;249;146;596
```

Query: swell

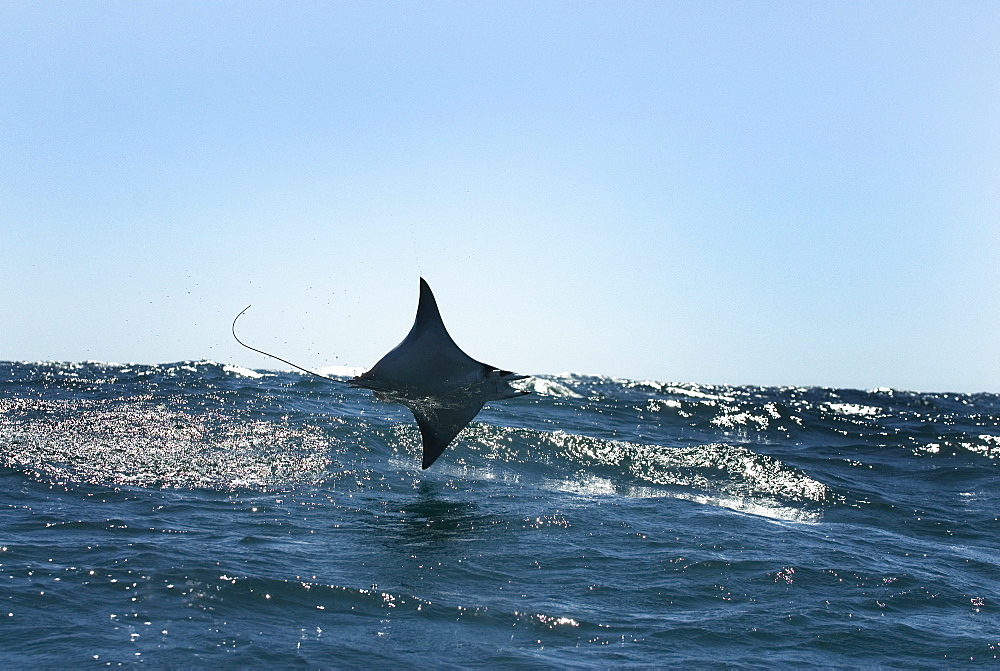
2;363;996;527
0;557;606;667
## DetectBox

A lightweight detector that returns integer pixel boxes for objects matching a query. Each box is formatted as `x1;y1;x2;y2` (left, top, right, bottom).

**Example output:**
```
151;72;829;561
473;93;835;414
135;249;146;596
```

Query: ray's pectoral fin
407;401;488;469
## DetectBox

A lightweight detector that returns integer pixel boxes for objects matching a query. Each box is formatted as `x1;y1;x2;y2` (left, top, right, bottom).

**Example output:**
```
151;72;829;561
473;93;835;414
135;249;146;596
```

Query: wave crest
460;425;832;522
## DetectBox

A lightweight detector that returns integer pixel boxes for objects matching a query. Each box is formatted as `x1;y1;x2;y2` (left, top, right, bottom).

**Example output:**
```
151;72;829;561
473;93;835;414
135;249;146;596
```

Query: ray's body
233;278;528;469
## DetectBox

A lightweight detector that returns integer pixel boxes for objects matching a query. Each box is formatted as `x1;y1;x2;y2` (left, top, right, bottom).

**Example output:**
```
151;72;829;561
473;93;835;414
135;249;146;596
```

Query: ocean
1;360;997;667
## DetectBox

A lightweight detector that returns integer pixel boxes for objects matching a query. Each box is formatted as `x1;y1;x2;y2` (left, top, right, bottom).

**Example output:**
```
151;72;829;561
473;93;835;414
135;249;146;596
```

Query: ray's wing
354;278;487;393
407;401;488;469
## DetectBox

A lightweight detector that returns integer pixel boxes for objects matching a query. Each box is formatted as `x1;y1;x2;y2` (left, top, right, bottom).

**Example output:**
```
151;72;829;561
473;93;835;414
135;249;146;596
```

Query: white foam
663;386;736;402
312;365;366;378
542;475;823;522
222;364;265;379
825;402;880;417
711;412;770;430
524;377;583;398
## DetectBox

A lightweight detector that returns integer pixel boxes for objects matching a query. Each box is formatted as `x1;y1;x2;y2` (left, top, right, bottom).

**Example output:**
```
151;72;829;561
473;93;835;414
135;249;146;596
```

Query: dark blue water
1;360;998;667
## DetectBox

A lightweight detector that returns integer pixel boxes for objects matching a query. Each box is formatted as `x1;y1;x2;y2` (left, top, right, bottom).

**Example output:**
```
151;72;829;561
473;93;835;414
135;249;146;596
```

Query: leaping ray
349;278;529;468
232;278;529;469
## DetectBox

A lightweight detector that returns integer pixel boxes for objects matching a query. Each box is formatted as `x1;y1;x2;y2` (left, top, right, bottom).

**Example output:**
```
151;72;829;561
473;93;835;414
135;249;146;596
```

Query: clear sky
2;1;998;392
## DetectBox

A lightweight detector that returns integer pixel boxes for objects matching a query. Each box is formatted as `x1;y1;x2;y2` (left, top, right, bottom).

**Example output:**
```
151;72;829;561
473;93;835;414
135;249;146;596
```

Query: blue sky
2;1;998;392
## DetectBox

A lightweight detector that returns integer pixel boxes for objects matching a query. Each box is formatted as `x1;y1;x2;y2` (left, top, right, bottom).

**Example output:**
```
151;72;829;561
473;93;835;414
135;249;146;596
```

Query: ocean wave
442;424;832;522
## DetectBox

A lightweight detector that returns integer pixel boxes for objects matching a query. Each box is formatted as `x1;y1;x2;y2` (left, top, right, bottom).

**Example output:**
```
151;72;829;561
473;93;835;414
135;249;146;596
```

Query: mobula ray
233;278;528;468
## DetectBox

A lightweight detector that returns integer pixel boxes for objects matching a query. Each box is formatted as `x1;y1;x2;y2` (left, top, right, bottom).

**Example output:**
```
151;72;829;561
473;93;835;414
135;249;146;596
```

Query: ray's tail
231;306;346;384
